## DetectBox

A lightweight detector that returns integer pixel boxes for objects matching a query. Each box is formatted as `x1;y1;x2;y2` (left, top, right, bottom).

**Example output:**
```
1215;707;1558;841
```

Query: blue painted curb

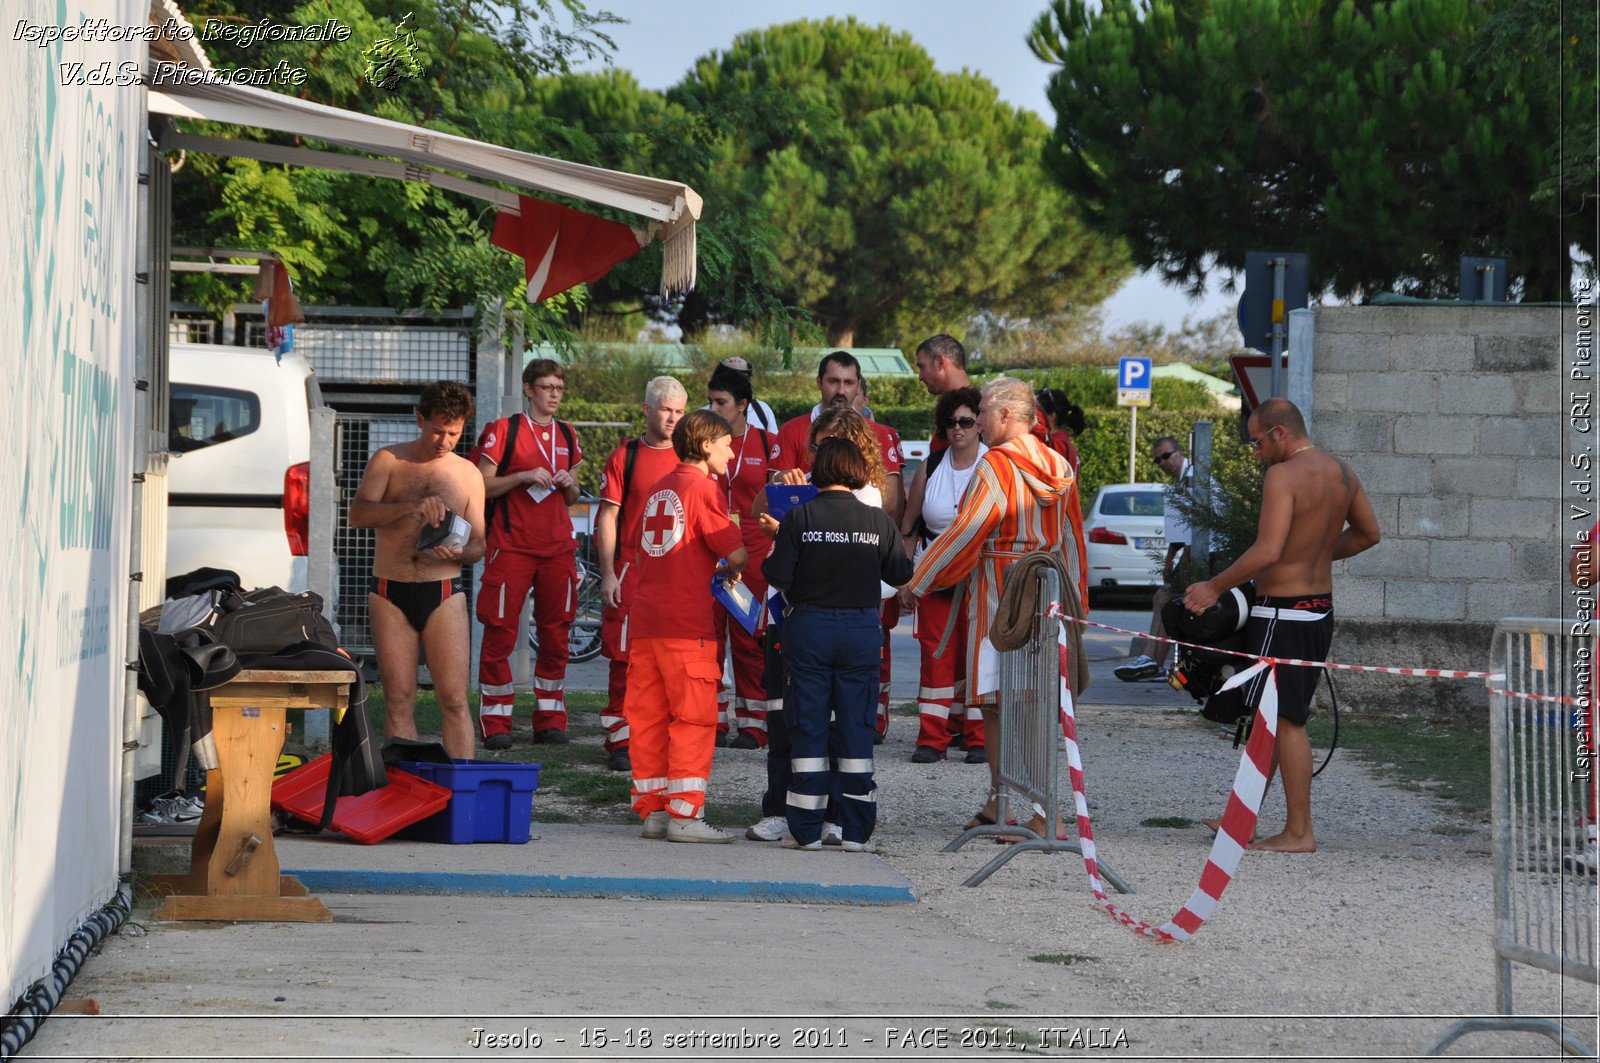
286;868;916;906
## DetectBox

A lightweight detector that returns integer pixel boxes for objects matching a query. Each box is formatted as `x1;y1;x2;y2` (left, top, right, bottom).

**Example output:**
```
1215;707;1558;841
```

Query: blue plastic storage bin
395;759;540;844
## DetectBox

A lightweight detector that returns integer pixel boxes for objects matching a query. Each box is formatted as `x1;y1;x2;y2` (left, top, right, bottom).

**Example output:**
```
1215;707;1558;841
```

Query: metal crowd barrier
1430;618;1598;1057
942;566;1133;894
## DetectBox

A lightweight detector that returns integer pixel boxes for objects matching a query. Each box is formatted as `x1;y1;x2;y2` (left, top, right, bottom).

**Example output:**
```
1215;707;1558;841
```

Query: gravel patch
700;700;1597;1059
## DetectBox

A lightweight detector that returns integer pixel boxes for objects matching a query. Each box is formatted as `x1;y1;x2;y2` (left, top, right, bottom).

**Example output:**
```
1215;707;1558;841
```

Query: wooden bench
146;670;351;922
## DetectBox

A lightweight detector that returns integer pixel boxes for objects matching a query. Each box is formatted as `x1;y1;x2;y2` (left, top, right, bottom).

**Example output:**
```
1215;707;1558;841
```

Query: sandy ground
19;608;1598;1061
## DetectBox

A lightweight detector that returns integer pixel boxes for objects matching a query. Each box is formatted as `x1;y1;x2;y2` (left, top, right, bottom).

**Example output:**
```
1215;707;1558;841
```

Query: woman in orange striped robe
909;377;1081;829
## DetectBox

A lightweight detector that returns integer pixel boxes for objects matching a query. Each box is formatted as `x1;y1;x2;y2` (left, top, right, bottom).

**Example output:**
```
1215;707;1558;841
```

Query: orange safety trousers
623;636;722;820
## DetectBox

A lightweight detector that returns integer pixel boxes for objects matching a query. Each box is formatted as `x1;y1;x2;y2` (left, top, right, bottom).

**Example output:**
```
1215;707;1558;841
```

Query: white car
1084;482;1168;603
166;343;319;593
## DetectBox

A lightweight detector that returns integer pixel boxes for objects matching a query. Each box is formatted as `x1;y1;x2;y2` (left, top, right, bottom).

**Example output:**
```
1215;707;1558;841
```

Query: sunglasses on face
1153;450;1176;463
943;416;978;430
1249;426;1280;450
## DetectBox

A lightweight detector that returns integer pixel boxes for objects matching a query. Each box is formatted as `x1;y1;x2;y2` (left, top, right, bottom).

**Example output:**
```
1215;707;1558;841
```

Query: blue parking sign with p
1119;357;1151;389
1117;356;1152;407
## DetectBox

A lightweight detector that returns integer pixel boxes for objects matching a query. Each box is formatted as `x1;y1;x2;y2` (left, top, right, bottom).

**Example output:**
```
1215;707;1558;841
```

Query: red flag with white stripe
492;194;644;303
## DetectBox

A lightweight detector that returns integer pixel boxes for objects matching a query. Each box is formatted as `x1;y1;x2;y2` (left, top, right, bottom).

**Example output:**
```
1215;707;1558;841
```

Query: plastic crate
395;759;541;844
271;754;452;845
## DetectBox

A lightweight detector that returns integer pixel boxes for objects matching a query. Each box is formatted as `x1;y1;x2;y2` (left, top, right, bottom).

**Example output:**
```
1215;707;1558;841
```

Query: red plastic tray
271;753;451;845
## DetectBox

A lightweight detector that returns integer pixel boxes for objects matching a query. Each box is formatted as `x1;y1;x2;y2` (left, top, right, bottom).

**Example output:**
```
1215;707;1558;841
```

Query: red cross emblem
640;489;684;557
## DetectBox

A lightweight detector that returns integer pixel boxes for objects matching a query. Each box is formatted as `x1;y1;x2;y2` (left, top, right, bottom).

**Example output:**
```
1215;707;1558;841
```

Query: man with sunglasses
1115;435;1199;682
1180;398;1381;853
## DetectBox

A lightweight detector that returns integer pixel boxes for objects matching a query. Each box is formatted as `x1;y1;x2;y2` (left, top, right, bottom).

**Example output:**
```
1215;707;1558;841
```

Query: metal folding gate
1429;618;1598;1057
942;566;1132;893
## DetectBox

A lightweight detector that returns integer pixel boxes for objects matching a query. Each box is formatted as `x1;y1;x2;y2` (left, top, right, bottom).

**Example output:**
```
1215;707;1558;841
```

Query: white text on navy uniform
800;530;880;545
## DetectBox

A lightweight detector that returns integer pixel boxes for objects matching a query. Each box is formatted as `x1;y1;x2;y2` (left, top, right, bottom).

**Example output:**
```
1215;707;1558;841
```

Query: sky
573;0;1238;332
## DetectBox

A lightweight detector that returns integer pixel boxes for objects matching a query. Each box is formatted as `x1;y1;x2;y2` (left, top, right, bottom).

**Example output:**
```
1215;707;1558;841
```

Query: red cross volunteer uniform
471;412;582;740
597;438;680;753
625;464;744;823
711;425;775;744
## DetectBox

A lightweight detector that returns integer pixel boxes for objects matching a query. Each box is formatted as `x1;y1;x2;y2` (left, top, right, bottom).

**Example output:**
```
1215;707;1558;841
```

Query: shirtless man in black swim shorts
350;381;486;758
1180;398;1381;853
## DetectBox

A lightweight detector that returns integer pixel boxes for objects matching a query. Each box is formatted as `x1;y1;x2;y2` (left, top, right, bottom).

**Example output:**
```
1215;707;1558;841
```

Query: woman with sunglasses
898;386;987;764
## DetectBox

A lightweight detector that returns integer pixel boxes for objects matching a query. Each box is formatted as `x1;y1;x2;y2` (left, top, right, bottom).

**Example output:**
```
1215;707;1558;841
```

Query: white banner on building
0;0;143;1009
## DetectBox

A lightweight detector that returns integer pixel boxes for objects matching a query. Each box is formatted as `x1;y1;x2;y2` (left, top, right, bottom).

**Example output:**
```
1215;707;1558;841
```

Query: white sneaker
641;811;670;840
137;791;204;825
745;815;787;842
821;822;843;846
781;834;822;851
840;839;877;853
666;816;733;844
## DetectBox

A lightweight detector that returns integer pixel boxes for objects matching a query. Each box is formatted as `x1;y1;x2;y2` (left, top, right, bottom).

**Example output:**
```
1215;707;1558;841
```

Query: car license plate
1134;537;1164;549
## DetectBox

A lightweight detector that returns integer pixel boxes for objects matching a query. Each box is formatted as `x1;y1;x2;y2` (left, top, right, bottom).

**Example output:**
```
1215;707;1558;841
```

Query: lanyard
527;412;558;473
724;427;752;510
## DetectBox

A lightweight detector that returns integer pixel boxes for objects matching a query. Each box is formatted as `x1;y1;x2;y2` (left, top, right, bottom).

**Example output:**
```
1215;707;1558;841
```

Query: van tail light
284;462;310;556
1087;526;1129;545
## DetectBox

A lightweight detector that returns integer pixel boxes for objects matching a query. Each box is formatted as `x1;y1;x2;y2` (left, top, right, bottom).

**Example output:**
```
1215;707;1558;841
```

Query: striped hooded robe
908;432;1083;708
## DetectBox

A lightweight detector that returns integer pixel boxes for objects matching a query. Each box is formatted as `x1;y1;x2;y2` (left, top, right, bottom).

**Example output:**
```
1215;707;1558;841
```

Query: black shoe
606;749;631;772
533;728;569;745
729;732;760;750
911;745;945;764
714;731;730;748
483;732;512;751
1114;656;1161;682
964;746;989;764
872;731;886;745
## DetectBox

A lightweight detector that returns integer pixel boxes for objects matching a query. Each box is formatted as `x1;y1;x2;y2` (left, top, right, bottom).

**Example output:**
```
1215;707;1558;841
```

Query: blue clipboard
764;482;818;522
712;576;761;636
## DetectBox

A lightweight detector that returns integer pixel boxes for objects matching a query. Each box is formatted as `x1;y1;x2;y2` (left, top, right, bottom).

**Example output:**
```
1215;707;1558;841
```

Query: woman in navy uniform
762;438;913;851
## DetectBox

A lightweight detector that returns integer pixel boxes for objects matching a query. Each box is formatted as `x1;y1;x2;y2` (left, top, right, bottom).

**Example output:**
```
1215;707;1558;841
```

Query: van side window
169;385;261;453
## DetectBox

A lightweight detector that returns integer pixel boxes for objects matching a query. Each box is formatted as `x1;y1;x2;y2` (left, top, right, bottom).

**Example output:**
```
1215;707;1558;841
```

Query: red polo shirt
772;411;904;476
471;414;582;557
598;438;680;570
629;463;745;642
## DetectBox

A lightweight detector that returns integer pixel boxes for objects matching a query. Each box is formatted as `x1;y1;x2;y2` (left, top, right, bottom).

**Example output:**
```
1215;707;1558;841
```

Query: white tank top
921;444;986;546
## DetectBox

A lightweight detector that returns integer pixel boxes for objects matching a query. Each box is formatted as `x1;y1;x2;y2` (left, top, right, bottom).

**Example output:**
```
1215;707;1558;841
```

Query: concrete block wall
1311;306;1576;715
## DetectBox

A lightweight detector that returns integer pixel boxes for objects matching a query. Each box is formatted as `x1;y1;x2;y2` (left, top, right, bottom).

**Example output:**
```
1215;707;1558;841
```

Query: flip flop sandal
963;811;997;831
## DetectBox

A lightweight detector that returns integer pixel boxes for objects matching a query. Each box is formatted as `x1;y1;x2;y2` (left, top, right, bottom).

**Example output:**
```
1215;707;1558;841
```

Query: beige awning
147;77;700;296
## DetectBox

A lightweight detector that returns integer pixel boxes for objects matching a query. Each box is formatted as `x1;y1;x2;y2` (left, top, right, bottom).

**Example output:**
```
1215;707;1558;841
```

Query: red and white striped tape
1057;632;1278;942
1046;603;1578;942
1048;606;1503;681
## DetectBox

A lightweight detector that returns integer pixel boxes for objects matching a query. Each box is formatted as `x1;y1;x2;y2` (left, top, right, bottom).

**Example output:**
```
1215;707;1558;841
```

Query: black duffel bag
205;587;338;654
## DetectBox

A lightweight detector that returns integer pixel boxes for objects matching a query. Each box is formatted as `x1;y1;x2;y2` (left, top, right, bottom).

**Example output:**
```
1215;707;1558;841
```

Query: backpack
484;414;577;531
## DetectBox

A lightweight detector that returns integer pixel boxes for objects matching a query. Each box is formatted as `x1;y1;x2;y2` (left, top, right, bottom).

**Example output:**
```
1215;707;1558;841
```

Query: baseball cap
717;356;753;376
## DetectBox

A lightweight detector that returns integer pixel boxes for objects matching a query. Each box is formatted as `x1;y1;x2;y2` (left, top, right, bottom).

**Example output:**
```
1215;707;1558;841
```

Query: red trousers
716;565;769;744
599;561;642;753
478;547;575;738
876;596;900;737
624;637;722;820
913;590;983;751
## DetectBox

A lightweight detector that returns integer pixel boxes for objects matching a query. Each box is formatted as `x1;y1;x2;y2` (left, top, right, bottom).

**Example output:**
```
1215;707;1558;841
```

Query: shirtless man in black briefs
1181;398;1381;853
350;381;486;758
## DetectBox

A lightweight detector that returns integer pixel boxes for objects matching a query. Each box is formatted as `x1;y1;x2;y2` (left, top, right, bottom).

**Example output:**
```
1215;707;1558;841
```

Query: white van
166;343;319;592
